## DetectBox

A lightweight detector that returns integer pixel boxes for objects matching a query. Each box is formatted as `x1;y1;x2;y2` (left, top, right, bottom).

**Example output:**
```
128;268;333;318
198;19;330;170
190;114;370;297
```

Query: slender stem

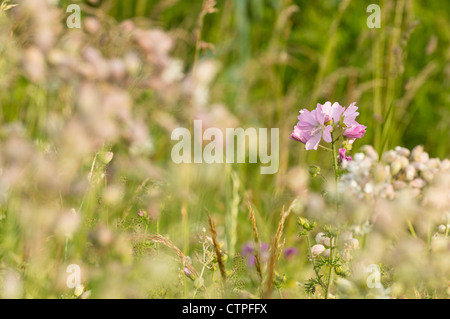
406;219;417;238
318;144;332;151
325;241;334;299
331;133;339;214
324;132;339;299
63;236;69;262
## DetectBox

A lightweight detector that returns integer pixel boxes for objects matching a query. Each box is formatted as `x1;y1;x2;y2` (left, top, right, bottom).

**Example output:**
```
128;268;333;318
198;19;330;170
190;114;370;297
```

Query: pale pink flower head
344;124;366;139
291;101;366;150
339;148;352;163
294;108;332;150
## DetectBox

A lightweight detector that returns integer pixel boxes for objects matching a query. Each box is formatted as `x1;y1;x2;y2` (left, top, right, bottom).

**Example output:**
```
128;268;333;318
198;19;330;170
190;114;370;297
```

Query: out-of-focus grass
106;0;450;155
109;0;450;254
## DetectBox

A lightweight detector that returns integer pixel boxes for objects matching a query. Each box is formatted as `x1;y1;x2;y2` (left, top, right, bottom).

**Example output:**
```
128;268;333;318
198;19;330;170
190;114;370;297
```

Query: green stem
306;235;326;290
324;132;340;299
331;133;339;214
63;236;69;262
325;241;334;299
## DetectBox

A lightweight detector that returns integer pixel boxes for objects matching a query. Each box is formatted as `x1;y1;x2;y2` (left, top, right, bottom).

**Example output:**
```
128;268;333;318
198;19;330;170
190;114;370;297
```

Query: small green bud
297;217;310;229
335;265;348;278
308;165;321;178
297;217;316;231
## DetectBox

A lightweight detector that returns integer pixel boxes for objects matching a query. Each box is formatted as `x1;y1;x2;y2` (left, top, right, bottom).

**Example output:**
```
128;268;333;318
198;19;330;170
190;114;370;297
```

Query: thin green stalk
324;132;339;299
63;236;69;262
331;133;339;214
325;241;334;299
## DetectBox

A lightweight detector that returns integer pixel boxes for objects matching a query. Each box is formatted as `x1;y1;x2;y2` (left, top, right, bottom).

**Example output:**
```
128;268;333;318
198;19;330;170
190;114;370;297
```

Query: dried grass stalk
205;209;227;285
248;202;263;288
263;200;296;298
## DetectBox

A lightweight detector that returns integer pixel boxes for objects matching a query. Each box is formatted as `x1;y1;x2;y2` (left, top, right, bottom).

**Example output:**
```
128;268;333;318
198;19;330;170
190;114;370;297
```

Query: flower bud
411;145;424;162
297;217;310;230
315;232;326;245
438;224;446;233
390;158;402;175
308;165;321;178
184;267;196;281
311;244;325;257
382;150;397;163
395;146;410;157
335;266;348;277
405;165;416;181
398;156;409;169
418;152;429;164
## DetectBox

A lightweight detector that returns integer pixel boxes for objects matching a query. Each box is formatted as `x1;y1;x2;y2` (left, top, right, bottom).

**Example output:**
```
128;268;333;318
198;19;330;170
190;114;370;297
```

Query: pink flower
344;124;366;139
291;101;366;151
293;108;332;150
339;148;352;162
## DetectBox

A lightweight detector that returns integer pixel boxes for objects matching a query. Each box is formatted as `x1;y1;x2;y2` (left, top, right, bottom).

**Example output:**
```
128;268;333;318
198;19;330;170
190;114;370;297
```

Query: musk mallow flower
343;124;366;139
291;101;365;150
339;148;352;163
290;108;332;150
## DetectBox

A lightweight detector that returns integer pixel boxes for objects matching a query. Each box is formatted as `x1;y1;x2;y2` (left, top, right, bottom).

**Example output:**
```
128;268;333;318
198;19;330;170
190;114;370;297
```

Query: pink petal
297;109;318;129
305;132;322;150
322;125;332;143
343;102;359;127
319;102;332;116
344;124;366;139
315;104;325;125
330;102;345;123
290;125;308;144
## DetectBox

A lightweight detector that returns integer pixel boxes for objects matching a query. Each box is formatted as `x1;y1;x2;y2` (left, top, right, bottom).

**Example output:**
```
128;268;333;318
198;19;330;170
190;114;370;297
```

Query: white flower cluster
339;145;450;200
